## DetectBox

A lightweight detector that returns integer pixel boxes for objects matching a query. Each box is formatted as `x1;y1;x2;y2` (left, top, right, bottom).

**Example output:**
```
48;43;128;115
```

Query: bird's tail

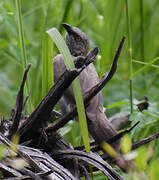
87;113;129;171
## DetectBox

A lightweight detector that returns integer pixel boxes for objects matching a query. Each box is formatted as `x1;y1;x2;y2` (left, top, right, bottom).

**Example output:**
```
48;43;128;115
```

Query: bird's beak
62;23;74;34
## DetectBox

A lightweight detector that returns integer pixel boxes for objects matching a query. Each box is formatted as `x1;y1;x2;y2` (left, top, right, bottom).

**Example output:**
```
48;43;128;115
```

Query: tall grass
125;0;133;113
15;0;27;69
15;0;31;112
1;0;159;115
140;0;145;61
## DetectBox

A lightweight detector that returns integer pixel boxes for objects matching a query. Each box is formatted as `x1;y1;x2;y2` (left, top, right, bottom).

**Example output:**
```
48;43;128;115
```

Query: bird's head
62;23;89;57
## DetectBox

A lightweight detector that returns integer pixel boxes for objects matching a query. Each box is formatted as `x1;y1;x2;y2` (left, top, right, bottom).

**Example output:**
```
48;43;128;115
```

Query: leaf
106;101;129;109
0;39;8;48
10;134;20;158
42;33;54;97
135;146;147;170
101;142;118;158
120;134;132;154
149;159;159;180
59;126;71;137
0;144;7;160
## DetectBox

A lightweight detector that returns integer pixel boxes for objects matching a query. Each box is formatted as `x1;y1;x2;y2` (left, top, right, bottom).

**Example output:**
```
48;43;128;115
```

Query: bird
53;23;119;150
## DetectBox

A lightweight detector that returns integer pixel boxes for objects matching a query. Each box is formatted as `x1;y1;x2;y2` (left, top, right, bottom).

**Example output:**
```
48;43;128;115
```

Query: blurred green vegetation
1;0;159;179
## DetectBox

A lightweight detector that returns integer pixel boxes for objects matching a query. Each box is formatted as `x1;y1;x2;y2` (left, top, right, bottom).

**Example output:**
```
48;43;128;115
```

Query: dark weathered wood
18;68;84;142
9;64;31;137
0;162;23;177
0;132;76;180
54;149;124;180
74;47;99;68
20;168;43;180
18;47;99;142
107;121;140;144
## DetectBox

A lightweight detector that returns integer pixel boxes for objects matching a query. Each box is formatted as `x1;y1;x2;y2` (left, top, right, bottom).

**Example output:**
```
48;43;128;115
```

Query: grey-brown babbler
53;23;119;149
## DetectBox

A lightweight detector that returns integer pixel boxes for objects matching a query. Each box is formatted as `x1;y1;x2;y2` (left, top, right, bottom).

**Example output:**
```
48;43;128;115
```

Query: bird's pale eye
75;36;81;42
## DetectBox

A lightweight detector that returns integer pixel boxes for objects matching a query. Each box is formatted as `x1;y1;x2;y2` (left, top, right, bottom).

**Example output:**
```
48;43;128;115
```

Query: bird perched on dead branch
53;23;119;149
53;23;129;171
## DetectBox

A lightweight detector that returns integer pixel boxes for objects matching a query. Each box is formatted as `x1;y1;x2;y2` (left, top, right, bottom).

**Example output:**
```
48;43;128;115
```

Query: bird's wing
79;63;105;118
79;64;119;145
53;54;75;113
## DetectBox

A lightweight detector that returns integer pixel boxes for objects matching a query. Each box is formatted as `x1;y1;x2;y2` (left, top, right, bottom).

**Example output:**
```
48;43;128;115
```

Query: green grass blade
106;101;129;109
133;59;159;69
15;0;27;69
42;33;54;97
140;0;145;61
133;56;159;78
15;0;31;112
47;28;90;153
125;0;133;113
47;28;74;69
142;111;159;120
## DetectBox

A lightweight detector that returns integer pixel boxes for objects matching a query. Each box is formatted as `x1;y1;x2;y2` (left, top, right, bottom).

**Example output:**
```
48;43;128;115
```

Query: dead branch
9;64;31;137
18;68;85;142
46;35;126;133
132;131;159;150
54;149;124;180
18;47;99;143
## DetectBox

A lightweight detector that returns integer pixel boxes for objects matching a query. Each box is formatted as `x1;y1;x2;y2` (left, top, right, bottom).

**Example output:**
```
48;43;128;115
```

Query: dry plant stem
132;131;159;150
107;121;139;144
23;94;30;112
9;64;31;137
75;121;139;152
47;36;126;133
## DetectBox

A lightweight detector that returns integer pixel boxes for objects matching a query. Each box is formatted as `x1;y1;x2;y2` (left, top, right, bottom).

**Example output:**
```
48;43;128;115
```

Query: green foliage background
1;0;159;179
